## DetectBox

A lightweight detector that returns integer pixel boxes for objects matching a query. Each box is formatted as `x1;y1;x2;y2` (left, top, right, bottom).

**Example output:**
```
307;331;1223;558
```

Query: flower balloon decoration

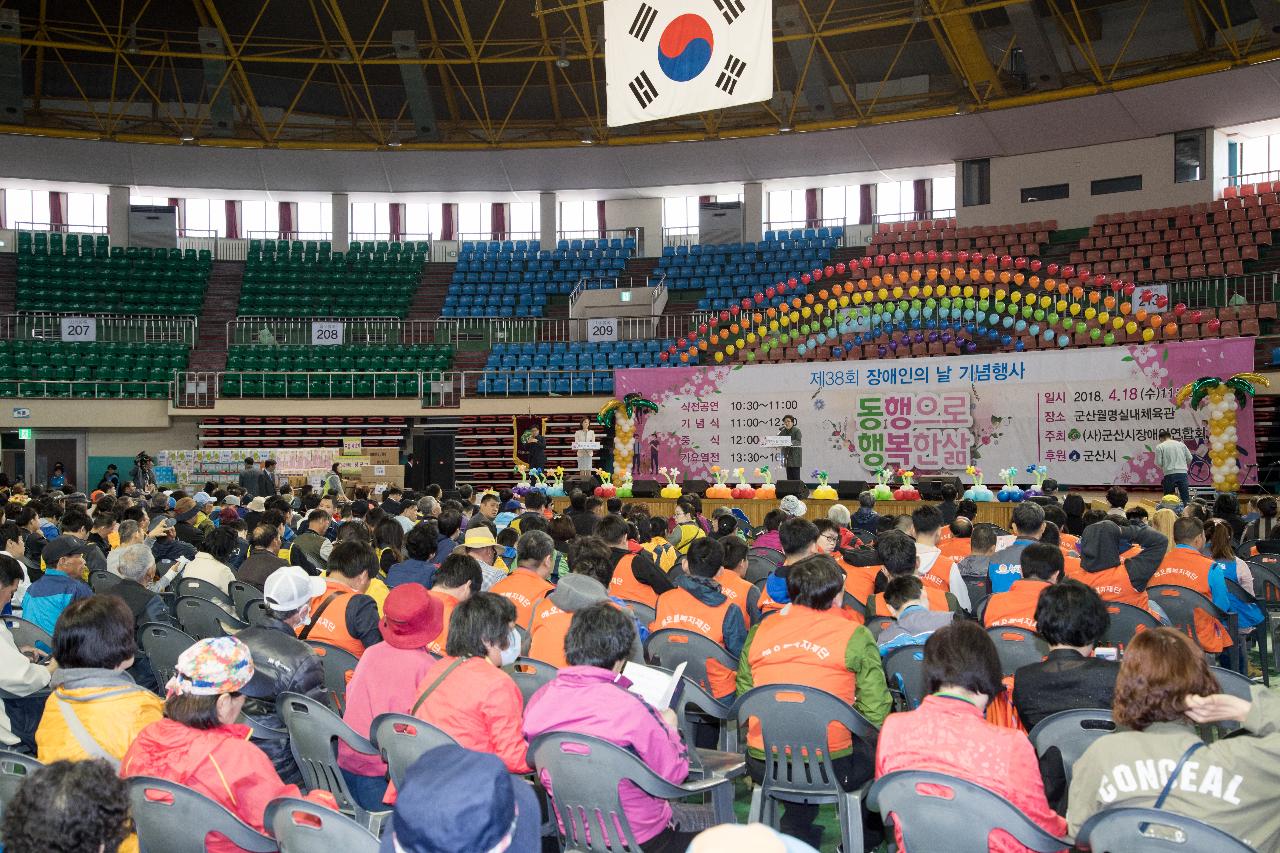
754;467;776;500
513;463;531;491
996;467;1025;502
731;468;756;500
811;470;838;501
545;466;567;498
596;393;659;486
1176;372;1270;493
659;467;683;499
1024;465;1049;497
893;469;920;501
963;466;994;502
527;468;549;494
616;472;634;499
593;470;616;499
871;467;895;501
706;466;734;499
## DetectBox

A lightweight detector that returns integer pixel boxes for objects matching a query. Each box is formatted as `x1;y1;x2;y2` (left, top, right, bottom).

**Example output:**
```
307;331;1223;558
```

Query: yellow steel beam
927;0;1004;100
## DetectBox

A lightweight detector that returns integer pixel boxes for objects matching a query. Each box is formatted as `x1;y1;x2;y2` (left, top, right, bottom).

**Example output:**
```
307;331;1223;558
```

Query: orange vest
652;588;736;697
715;569;756;626
302;581;365;658
1060;533;1080;552
1078;565;1155;615
489;568;554;628
527;597;571;668
1061;551;1083;578
758;585;784;616
1151;546;1232;652
919;559;952;592
843;564;882;604
426;591;460;657
610;553;658;608
745;604;863;753
937;537;970;570
983;580;1051;631
870;586;950;617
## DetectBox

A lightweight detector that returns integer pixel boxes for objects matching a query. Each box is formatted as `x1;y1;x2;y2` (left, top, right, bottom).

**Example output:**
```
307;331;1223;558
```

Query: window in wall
558;200;598;235
1021;183;1069;203
129;195;169;208
183;198;227;236
3;189;47;228
820;187;847;223
932;177;956;214
766;189;804;226
715;193;744;203
961;158;991;207
66;193;109;229
1090;175;1142;196
509;202;539;237
457;202;491;238
404;202;442;240
663;197;699;230
241;201;280;237
875;181;914;220
1174;129;1206;183
295;201;331;237
1239;136;1270;179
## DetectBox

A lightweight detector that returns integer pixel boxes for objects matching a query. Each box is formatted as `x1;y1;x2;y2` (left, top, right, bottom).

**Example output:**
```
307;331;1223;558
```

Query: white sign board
1132;283;1169;311
572;441;603;451
311;321;345;346
764;435;793;447
60;317;97;342
587;318;619;342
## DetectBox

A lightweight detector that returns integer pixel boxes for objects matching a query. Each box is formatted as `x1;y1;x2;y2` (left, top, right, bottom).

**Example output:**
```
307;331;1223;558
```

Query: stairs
0;254;16;314
409;262;455;320
188;261;245;373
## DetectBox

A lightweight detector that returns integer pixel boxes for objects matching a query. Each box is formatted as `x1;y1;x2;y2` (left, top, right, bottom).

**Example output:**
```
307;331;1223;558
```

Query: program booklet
622;661;687;709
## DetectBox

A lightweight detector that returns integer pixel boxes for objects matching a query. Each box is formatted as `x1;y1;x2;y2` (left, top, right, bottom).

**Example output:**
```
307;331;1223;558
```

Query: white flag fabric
604;0;773;128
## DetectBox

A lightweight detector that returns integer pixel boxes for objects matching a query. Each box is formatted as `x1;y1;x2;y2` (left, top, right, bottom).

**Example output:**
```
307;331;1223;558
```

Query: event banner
615;337;1258;486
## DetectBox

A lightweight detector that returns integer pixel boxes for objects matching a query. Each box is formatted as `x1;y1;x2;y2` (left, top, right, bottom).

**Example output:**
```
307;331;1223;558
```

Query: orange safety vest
937;537;971;570
302;581;364;658
869;586;951;617
1061;551;1083;578
843;563;883;604
652;588;736;697
1150;546;1232;652
610;553;658;608
425;592;460;657
527;597;571;668
983;579;1051;631
1078;565;1157;616
715;569;756;626
745;605;864;753
1060;533;1080;552
919;559;953;592
489;568;555;628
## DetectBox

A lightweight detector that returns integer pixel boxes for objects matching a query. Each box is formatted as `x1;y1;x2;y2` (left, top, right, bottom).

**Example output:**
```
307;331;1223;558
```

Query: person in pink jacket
523;601;693;853
875;621;1068;853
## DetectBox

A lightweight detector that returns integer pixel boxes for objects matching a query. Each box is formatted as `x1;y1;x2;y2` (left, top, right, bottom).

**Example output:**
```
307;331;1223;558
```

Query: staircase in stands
410;262;455;320
0;254;16;315
188;261;245;373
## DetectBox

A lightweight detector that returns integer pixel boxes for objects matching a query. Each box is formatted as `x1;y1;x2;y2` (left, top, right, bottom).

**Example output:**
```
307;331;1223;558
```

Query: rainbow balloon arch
660;250;1218;366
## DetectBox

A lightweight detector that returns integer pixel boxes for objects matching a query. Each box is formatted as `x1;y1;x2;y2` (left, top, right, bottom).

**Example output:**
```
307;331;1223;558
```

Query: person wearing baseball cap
456;525;507;590
21;535;92;637
172;498;205;550
191;492;216;535
339;584;445;810
122;637;338;850
235;566;327;786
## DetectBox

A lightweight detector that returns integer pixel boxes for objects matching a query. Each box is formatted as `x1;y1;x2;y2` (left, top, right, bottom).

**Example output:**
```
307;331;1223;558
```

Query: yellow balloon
770;319;779;331
1039;295;1052;309
827;299;837;310
725;344;736;356
714;351;724;363
779;315;790;327
1084;307;1097;320
962;285;974;298
922;285;934;297
878;288;889;301
1055;301;1068;313
1141;328;1154;342
1125;321;1138;334
839;295;850;307
979;287;991;299
801;306;812;318
1010;291;1023;304
909;285;920;298
892;286;904;299
1069;303;1080;315
1097;311;1109;326
1112;317;1124;329
747;332;757;344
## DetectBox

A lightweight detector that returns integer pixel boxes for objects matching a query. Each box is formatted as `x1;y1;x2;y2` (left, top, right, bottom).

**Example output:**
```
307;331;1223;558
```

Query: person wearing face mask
233;565;327;785
407;592;531;775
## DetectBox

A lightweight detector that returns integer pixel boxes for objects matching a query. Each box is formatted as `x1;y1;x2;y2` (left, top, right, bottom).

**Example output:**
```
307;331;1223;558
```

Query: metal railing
0;312;198;346
0;378;171;398
1222;170;1280;190
174;370;460;408
1163;273;1278;310
556;228;633;242
227;316;408;347
662;227;699;249
766;217;848;233
244;230;333;241
871;209;956;224
349;232;435;243
13;221;109;234
568;273;666;306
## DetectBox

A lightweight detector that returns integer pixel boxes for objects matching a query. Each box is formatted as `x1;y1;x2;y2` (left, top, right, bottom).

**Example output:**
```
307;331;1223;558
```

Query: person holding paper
523;602;694;853
778;415;802;481
574;418;597;475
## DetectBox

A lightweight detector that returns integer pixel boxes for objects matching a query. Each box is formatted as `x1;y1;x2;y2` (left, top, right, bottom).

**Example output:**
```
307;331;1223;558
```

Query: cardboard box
366;448;400;466
353;464;405;489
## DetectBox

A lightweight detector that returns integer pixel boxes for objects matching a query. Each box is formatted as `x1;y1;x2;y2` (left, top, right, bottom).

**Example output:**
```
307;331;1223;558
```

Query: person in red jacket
121;637;336;853
876;621;1067;852
983;543;1063;631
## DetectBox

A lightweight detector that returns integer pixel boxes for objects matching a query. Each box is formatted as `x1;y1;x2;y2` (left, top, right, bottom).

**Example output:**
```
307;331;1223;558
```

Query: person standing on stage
573;418;596;476
1154;429;1193;504
778;415;802;481
521;426;547;472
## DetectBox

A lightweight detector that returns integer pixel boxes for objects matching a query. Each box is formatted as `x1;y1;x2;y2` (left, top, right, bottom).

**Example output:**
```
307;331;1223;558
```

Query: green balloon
1089;327;1101;340
1063;318;1075;332
1021;305;1034;319
1104;332;1116;345
1048;312;1060;326
926;298;938;309
978;300;990;312
994;301;1006;314
965;298;976;310
1034;309;1045;322
746;351;756;361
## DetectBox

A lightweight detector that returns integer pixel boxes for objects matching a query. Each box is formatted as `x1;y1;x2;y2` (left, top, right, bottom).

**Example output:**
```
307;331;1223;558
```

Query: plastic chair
882;645;927;710
265;796;379;853
1147;585;1241;670
244;598;271;626
129;776;278;853
734;685;878;853
304;641;359;713
529;731;734;851
229;580;265;621
2;616;53;653
868;770;1071;852
673;675;741;763
502;656;558;707
1101;602;1161;654
620;599;656;627
369;713;459;790
175;576;234;608
138;622;198;689
1075;806;1256;852
986;626;1049;676
89;569;122;593
175;596;248;639
1026;709;1115;789
644;628;737;706
277;692;388;829
0;751;43;823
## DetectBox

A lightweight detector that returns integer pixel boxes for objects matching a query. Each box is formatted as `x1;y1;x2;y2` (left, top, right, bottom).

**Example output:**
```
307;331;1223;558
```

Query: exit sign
17;429;31;439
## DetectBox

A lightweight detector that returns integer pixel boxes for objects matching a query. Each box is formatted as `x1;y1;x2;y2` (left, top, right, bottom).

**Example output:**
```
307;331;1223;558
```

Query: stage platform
550;497;1016;528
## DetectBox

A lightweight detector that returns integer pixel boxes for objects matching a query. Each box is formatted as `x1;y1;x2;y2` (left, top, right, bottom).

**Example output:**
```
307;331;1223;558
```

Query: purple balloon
877;344;888;356
889;341;899;351
927;331;939;343
965;341;978;353
912;332;924;343
941;332;953;343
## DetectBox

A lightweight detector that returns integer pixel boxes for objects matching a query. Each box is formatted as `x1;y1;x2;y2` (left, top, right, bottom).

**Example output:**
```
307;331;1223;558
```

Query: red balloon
698;323;708;334
912;251;925;264
957;250;970;263
719;310;730;322
1155;294;1169;309
730;305;740;315
741;298;752;310
754;293;765;304
788;277;798;288
1000;255;1012;269
765;287;776;298
835;262;846;274
800;273;812;285
1122;283;1135;297
874;255;886;266
926;250;938;262
1173;302;1187;316
811;268;823;281
678;338;688;348
1030;259;1042;271
825;265;835;277
1046;263;1058;275
941;250;953;263
1062;265;1075;279
887;253;899;265
659;351;670;362
1188;309;1203;323
1206;318;1221;332
861;256;873;268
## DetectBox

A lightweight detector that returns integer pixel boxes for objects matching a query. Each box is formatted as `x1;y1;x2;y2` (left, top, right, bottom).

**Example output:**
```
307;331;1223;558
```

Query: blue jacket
385;558;436;590
23;568;92;637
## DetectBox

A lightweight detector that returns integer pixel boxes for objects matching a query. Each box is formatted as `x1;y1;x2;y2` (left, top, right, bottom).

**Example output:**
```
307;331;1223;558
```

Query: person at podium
573;418;596;475
777;415;802;481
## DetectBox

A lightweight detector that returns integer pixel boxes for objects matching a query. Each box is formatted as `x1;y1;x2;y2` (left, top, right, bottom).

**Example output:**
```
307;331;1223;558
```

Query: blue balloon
1002;316;1014;328
1000;334;1012;346
1015;319;1027;332
797;343;807;355
854;334;864;344
909;307;920;318
1043;328;1055;341
1029;324;1041;336
1057;334;1070;348
832;346;844;358
1014;340;1026;351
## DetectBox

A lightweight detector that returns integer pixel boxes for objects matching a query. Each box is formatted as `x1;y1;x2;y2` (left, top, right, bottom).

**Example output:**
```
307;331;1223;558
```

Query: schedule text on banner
613;337;1257;486
311;321;344;346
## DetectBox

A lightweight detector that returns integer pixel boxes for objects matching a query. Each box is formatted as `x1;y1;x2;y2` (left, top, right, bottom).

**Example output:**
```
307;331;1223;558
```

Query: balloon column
871;468;895;501
811;471;838;501
659;467;683;499
1175;372;1270;493
1025;465;1049;497
596;393;659;484
964;466;994;502
893;469;921;501
754;467;776;500
731;469;756;500
996;467;1025;502
706;467;734;499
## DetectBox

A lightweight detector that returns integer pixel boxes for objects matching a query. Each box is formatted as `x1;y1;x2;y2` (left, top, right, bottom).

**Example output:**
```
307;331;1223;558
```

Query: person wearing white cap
235;566;327;785
778;494;808;518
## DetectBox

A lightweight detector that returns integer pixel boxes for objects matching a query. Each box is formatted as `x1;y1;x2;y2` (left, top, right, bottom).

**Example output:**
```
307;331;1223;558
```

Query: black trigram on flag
628;3;658;41
629;71;659;108
713;0;746;25
715;55;747;95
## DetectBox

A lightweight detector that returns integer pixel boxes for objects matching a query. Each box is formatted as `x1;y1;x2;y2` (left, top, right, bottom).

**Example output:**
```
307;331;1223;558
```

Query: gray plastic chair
230;580;265;621
1146;585;1240;668
3;616;53;654
174;596;248;639
986;626;1050;676
529;731;734;852
138;622;197;689
1026;708;1115;788
276;692;387;829
1076;806;1257;852
502;656;558;707
644;628;737;706
620;599;657;628
303;640;359;713
1101;602;1161;654
244;598;272;626
734;684;879;853
128;776;278;853
673;675;742;775
882;645;927;710
868;770;1071;853
89;569;121;593
265;796;380;853
0;751;43;823
1210;665;1255;736
174;576;234;608
369;712;459;790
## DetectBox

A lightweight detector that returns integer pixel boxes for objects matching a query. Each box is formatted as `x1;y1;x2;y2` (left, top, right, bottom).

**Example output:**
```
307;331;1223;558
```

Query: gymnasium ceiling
0;0;1277;150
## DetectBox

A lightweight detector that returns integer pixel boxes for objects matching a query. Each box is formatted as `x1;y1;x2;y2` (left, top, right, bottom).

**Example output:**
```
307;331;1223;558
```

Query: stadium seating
658;228;838;311
220;342;452;398
15;232;211;313
0;339;187;398
869;217;1053;258
238;239;426;317
476;339;676;395
442;238;635;318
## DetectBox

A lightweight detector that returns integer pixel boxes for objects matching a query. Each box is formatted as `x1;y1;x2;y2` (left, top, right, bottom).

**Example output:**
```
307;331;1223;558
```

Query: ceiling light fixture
556;37;571;69
779;124;792;133
179;134;195;142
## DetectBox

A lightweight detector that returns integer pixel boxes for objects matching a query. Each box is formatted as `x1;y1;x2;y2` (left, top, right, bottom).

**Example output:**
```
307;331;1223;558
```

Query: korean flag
604;0;773;128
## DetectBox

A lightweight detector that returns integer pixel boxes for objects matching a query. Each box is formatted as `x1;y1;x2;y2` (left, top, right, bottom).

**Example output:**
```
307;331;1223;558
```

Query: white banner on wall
60;316;97;341
311;321;344;346
615;338;1258;486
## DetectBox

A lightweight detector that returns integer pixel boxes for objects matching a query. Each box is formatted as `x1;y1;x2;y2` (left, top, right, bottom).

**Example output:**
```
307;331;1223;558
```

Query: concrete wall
956;133;1221;230
603;198;662;258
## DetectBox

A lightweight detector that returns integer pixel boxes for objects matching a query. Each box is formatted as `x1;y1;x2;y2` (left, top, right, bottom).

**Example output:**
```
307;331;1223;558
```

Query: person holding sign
574;418;598;475
778;415;802;481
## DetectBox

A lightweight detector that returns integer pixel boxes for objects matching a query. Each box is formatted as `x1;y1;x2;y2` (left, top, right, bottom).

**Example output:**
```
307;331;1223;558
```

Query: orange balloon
1119;302;1131;315
766;307;777;318
1149;314;1162;328
680;353;689;362
818;289;829;300
1072;286;1084;300
729;323;740;334
859;280;870;290
1164;322;1177;336
1134;309;1147;322
1057;283;1069;296
1103;295;1116;310
1088;291;1101;304
1028;276;1040;289
804;294;815;305
792;297;802;309
831;284;843;296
